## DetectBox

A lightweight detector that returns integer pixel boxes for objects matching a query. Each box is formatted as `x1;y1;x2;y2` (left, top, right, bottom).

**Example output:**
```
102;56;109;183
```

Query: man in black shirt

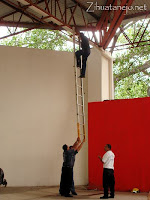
75;33;91;78
59;137;85;197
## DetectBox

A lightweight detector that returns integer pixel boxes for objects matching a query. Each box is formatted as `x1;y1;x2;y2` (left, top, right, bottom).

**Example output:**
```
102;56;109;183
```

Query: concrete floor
0;186;148;200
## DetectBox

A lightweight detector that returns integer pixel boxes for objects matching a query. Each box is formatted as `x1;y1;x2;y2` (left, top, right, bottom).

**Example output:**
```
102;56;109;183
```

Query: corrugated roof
0;0;149;29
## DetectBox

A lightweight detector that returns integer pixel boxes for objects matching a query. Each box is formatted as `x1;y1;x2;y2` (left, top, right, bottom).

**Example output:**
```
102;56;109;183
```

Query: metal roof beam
0;21;41;28
0;10;17;20
1;0;42;23
107;39;150;49
0;0;46;21
0;26;37;40
96;0;134;49
71;0;99;21
1;0;60;30
0;21;96;31
124;11;150;20
16;0;73;32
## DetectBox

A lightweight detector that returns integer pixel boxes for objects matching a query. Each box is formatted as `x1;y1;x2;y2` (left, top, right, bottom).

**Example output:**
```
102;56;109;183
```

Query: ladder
73;32;86;140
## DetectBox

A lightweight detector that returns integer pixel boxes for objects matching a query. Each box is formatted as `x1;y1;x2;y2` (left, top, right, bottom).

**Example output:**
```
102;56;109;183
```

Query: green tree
0;28;72;51
112;19;150;99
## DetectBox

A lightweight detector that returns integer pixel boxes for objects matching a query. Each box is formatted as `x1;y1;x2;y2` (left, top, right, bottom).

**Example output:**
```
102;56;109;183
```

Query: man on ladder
75;33;91;78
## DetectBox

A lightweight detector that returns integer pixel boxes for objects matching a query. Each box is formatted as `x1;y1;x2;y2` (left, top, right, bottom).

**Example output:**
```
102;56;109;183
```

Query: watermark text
86;2;147;14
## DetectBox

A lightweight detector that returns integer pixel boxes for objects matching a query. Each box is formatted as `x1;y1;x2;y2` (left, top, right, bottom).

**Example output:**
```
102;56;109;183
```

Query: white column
88;46;114;102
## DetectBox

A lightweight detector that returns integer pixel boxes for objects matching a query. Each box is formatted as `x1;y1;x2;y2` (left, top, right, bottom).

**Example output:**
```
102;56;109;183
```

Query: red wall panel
88;97;150;192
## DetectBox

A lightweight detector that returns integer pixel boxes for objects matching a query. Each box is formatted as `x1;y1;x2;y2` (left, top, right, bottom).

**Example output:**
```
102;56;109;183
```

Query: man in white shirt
98;144;115;199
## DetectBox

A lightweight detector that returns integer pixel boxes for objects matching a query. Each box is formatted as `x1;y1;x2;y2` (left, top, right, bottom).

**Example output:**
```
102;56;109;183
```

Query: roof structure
0;0;150;49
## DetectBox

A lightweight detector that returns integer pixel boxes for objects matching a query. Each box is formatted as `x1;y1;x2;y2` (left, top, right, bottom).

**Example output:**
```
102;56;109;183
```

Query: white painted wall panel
101;56;109;100
0;45;88;186
88;47;114;102
0;45;113;187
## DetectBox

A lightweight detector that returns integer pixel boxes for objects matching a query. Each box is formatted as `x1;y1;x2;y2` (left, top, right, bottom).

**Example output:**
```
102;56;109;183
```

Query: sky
0;26;8;37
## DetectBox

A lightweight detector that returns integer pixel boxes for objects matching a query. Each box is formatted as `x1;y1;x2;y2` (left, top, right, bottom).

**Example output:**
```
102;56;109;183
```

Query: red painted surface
88;97;150;192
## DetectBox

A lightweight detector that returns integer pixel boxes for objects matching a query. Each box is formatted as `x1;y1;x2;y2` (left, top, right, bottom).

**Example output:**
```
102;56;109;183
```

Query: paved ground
0;186;148;200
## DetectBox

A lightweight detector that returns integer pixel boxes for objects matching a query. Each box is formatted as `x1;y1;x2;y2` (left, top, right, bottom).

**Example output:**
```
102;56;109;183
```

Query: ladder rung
77;85;82;88
79;123;85;125
78;95;83;97
77;104;83;107
78;114;84;116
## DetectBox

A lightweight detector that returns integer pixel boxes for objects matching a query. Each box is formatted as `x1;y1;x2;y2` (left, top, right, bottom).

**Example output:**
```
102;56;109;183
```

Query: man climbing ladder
73;32;90;141
75;33;91;78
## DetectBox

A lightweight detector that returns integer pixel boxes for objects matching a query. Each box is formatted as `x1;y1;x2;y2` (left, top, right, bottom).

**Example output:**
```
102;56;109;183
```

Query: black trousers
70;170;75;193
75;50;90;77
59;167;73;195
103;168;115;197
0;174;4;185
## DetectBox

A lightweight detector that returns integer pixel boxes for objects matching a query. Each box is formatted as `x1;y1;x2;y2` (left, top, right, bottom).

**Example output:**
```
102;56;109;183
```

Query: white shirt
102;150;115;169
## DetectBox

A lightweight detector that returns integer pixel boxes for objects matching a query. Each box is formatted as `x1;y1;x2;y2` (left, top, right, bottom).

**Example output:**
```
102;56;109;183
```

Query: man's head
69;146;73;149
62;144;69;151
104;144;111;152
80;32;84;39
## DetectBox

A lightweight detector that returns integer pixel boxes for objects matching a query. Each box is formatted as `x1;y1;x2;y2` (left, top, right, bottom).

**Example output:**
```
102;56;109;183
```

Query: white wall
88;47;114;102
0;45;88;186
0;45;113;187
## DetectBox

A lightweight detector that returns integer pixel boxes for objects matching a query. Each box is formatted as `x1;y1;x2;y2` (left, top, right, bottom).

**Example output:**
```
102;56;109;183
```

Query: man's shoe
78;75;85;78
100;196;108;199
3;179;7;187
71;191;77;195
64;194;73;197
108;196;114;198
77;65;81;68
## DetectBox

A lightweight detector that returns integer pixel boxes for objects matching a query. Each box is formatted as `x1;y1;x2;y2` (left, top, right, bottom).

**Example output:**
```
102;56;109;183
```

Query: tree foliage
0;28;72;51
113;19;150;99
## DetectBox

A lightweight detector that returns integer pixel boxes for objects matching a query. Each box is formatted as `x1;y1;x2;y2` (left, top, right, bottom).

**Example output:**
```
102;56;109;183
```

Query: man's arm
72;137;81;150
77;139;85;152
98;155;104;164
